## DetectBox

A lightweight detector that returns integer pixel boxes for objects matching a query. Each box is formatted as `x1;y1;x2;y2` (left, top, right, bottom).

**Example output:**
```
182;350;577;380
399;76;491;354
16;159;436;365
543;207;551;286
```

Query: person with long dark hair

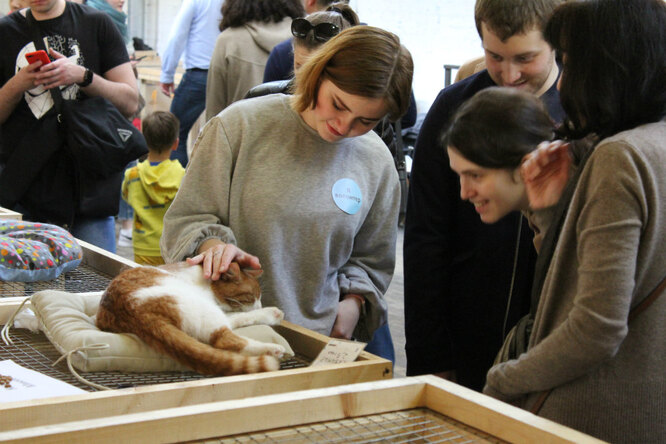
484;1;666;441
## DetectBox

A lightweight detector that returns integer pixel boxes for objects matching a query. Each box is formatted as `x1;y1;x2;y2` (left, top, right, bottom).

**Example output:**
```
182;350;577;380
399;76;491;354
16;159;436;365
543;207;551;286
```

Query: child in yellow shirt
122;111;185;265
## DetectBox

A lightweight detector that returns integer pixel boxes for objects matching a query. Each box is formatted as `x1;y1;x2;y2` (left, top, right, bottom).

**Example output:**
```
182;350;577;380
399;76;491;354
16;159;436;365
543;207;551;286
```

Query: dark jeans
169;69;208;168
71;216;116;253
365;323;395;364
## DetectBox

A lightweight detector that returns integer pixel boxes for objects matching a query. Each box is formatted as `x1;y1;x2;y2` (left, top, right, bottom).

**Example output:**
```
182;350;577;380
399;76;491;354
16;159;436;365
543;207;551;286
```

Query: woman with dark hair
204;0;303;121
163;27;413;357
290;3;359;71
445;87;556;247
244;2;359;96
483;0;666;441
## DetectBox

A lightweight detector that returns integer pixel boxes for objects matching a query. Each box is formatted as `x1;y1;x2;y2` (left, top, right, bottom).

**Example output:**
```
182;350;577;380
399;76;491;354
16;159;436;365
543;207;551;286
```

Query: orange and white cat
96;262;285;376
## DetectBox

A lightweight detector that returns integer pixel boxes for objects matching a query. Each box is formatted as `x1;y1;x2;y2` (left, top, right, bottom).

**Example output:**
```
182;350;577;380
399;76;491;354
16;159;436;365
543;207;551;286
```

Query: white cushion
29;290;294;373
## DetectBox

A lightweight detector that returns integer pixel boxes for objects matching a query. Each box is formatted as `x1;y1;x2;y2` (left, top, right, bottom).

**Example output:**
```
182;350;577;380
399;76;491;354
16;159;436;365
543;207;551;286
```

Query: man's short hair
475;0;563;41
142;111;179;154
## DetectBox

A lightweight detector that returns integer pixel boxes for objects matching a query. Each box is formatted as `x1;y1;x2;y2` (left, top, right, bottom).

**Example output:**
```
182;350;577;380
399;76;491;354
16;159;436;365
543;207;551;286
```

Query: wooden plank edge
0;297;31;322
0;378;426;444
418;375;607;444
0;208;22;220
276;320;392;363
0;350;391;431
78;240;138;275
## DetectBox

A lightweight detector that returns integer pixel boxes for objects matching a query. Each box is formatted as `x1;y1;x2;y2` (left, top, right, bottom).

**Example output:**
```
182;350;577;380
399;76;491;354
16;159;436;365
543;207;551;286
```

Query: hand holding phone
25;50;51;66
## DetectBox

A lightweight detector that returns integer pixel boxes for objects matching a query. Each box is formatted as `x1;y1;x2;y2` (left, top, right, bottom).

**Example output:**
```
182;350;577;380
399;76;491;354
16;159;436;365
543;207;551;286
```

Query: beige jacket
204;18;292;122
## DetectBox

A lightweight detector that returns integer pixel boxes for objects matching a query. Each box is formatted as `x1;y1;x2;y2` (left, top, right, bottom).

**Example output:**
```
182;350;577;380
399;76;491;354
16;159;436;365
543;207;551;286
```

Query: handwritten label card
0;360;85;403
311;339;366;366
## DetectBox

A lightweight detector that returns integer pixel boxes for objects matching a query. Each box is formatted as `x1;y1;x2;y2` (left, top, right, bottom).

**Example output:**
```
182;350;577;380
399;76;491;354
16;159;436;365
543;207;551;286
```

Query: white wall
350;0;481;112
144;0;481;112
0;0;482;112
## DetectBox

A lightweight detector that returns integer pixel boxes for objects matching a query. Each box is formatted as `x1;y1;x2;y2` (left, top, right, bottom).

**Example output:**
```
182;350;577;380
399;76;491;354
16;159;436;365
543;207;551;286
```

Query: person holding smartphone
0;0;139;252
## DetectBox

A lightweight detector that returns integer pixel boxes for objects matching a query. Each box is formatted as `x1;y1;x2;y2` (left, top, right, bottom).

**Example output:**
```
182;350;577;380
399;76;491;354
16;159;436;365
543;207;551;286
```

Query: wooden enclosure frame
0;376;606;443
1;239;392;435
0;208;22;221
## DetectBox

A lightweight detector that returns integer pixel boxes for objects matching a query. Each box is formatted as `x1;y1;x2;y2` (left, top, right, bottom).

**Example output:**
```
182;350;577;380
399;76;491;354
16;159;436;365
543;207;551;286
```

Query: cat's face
212;262;263;312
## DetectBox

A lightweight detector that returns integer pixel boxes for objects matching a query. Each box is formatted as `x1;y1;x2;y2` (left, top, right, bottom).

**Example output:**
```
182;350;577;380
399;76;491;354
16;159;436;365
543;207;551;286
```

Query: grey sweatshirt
161;94;400;341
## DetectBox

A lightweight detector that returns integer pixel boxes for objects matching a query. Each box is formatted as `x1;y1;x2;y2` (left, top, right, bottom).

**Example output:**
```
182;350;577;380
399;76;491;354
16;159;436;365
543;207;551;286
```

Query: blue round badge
332;178;362;215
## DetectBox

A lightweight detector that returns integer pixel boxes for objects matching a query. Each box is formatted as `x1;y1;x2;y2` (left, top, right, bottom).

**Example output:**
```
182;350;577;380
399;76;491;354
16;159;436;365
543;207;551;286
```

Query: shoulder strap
629;274;666;322
531;271;666;415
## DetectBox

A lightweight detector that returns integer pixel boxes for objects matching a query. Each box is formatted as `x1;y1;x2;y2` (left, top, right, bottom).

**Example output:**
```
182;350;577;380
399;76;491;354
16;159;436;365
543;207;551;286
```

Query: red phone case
25;50;50;66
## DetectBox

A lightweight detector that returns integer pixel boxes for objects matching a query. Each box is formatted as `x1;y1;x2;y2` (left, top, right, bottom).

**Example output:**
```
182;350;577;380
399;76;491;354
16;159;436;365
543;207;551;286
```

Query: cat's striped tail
142;319;280;376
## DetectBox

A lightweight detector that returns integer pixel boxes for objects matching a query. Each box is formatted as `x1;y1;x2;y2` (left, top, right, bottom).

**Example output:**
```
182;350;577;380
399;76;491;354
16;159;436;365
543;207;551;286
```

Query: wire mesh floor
208;409;507;443
0;328;310;391
0;263;114;298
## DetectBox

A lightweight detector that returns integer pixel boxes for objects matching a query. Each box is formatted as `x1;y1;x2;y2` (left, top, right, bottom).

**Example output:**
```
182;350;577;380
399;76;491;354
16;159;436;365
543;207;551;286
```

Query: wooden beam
0;379;426;443
0;357;391;431
78;240;138;276
419;375;606;444
0;207;22;220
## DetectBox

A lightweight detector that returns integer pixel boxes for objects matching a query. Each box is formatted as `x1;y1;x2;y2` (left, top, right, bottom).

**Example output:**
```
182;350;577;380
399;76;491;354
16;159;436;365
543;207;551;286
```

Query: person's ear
305;0;317;13
170;138;179;152
512;166;523;184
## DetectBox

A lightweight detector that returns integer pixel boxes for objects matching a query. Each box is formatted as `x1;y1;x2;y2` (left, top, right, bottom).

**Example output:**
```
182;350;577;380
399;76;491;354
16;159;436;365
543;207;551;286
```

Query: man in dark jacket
404;0;565;391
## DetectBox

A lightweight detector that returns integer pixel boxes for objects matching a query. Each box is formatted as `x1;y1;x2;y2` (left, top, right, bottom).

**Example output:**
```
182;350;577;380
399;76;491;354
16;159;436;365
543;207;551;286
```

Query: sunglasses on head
291;18;340;43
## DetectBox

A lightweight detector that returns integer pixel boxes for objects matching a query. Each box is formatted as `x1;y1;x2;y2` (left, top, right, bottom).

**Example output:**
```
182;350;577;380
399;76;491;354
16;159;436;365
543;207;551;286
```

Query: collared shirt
159;0;223;84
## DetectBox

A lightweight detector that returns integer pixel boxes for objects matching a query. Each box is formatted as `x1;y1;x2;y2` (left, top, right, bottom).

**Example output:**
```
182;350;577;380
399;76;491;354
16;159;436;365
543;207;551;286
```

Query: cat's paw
262;343;286;360
242;341;286;359
260;307;284;325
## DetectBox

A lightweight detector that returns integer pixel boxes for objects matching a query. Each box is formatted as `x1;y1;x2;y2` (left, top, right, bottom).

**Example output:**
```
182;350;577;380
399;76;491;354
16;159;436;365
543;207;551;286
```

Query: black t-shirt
0;2;129;161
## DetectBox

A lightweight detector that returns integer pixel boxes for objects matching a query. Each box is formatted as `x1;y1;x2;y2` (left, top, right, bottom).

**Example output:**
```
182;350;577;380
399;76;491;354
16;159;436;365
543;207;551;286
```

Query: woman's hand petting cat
330;295;363;340
521;140;572;209
188;239;261;280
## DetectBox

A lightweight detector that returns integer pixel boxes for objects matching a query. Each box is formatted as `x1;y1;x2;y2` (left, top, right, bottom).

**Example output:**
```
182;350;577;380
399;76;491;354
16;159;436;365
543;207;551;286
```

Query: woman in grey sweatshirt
162;26;413;350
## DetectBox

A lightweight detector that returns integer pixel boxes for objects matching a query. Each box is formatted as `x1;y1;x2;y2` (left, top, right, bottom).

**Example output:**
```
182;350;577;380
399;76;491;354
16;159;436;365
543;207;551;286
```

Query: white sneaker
118;229;132;247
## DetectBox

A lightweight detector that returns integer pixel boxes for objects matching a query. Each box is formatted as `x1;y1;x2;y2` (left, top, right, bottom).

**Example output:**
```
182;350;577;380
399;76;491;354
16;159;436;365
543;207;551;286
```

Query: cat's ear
243;268;263;279
223;262;241;282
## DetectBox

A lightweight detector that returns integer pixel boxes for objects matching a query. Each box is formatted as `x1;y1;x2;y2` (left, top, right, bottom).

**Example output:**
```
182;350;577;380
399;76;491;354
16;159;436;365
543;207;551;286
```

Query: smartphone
25;50;51;66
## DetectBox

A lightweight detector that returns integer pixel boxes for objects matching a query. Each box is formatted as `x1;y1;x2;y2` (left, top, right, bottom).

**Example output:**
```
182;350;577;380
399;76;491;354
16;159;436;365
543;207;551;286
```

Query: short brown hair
291;26;414;122
142;111;179;154
475;0;563;41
